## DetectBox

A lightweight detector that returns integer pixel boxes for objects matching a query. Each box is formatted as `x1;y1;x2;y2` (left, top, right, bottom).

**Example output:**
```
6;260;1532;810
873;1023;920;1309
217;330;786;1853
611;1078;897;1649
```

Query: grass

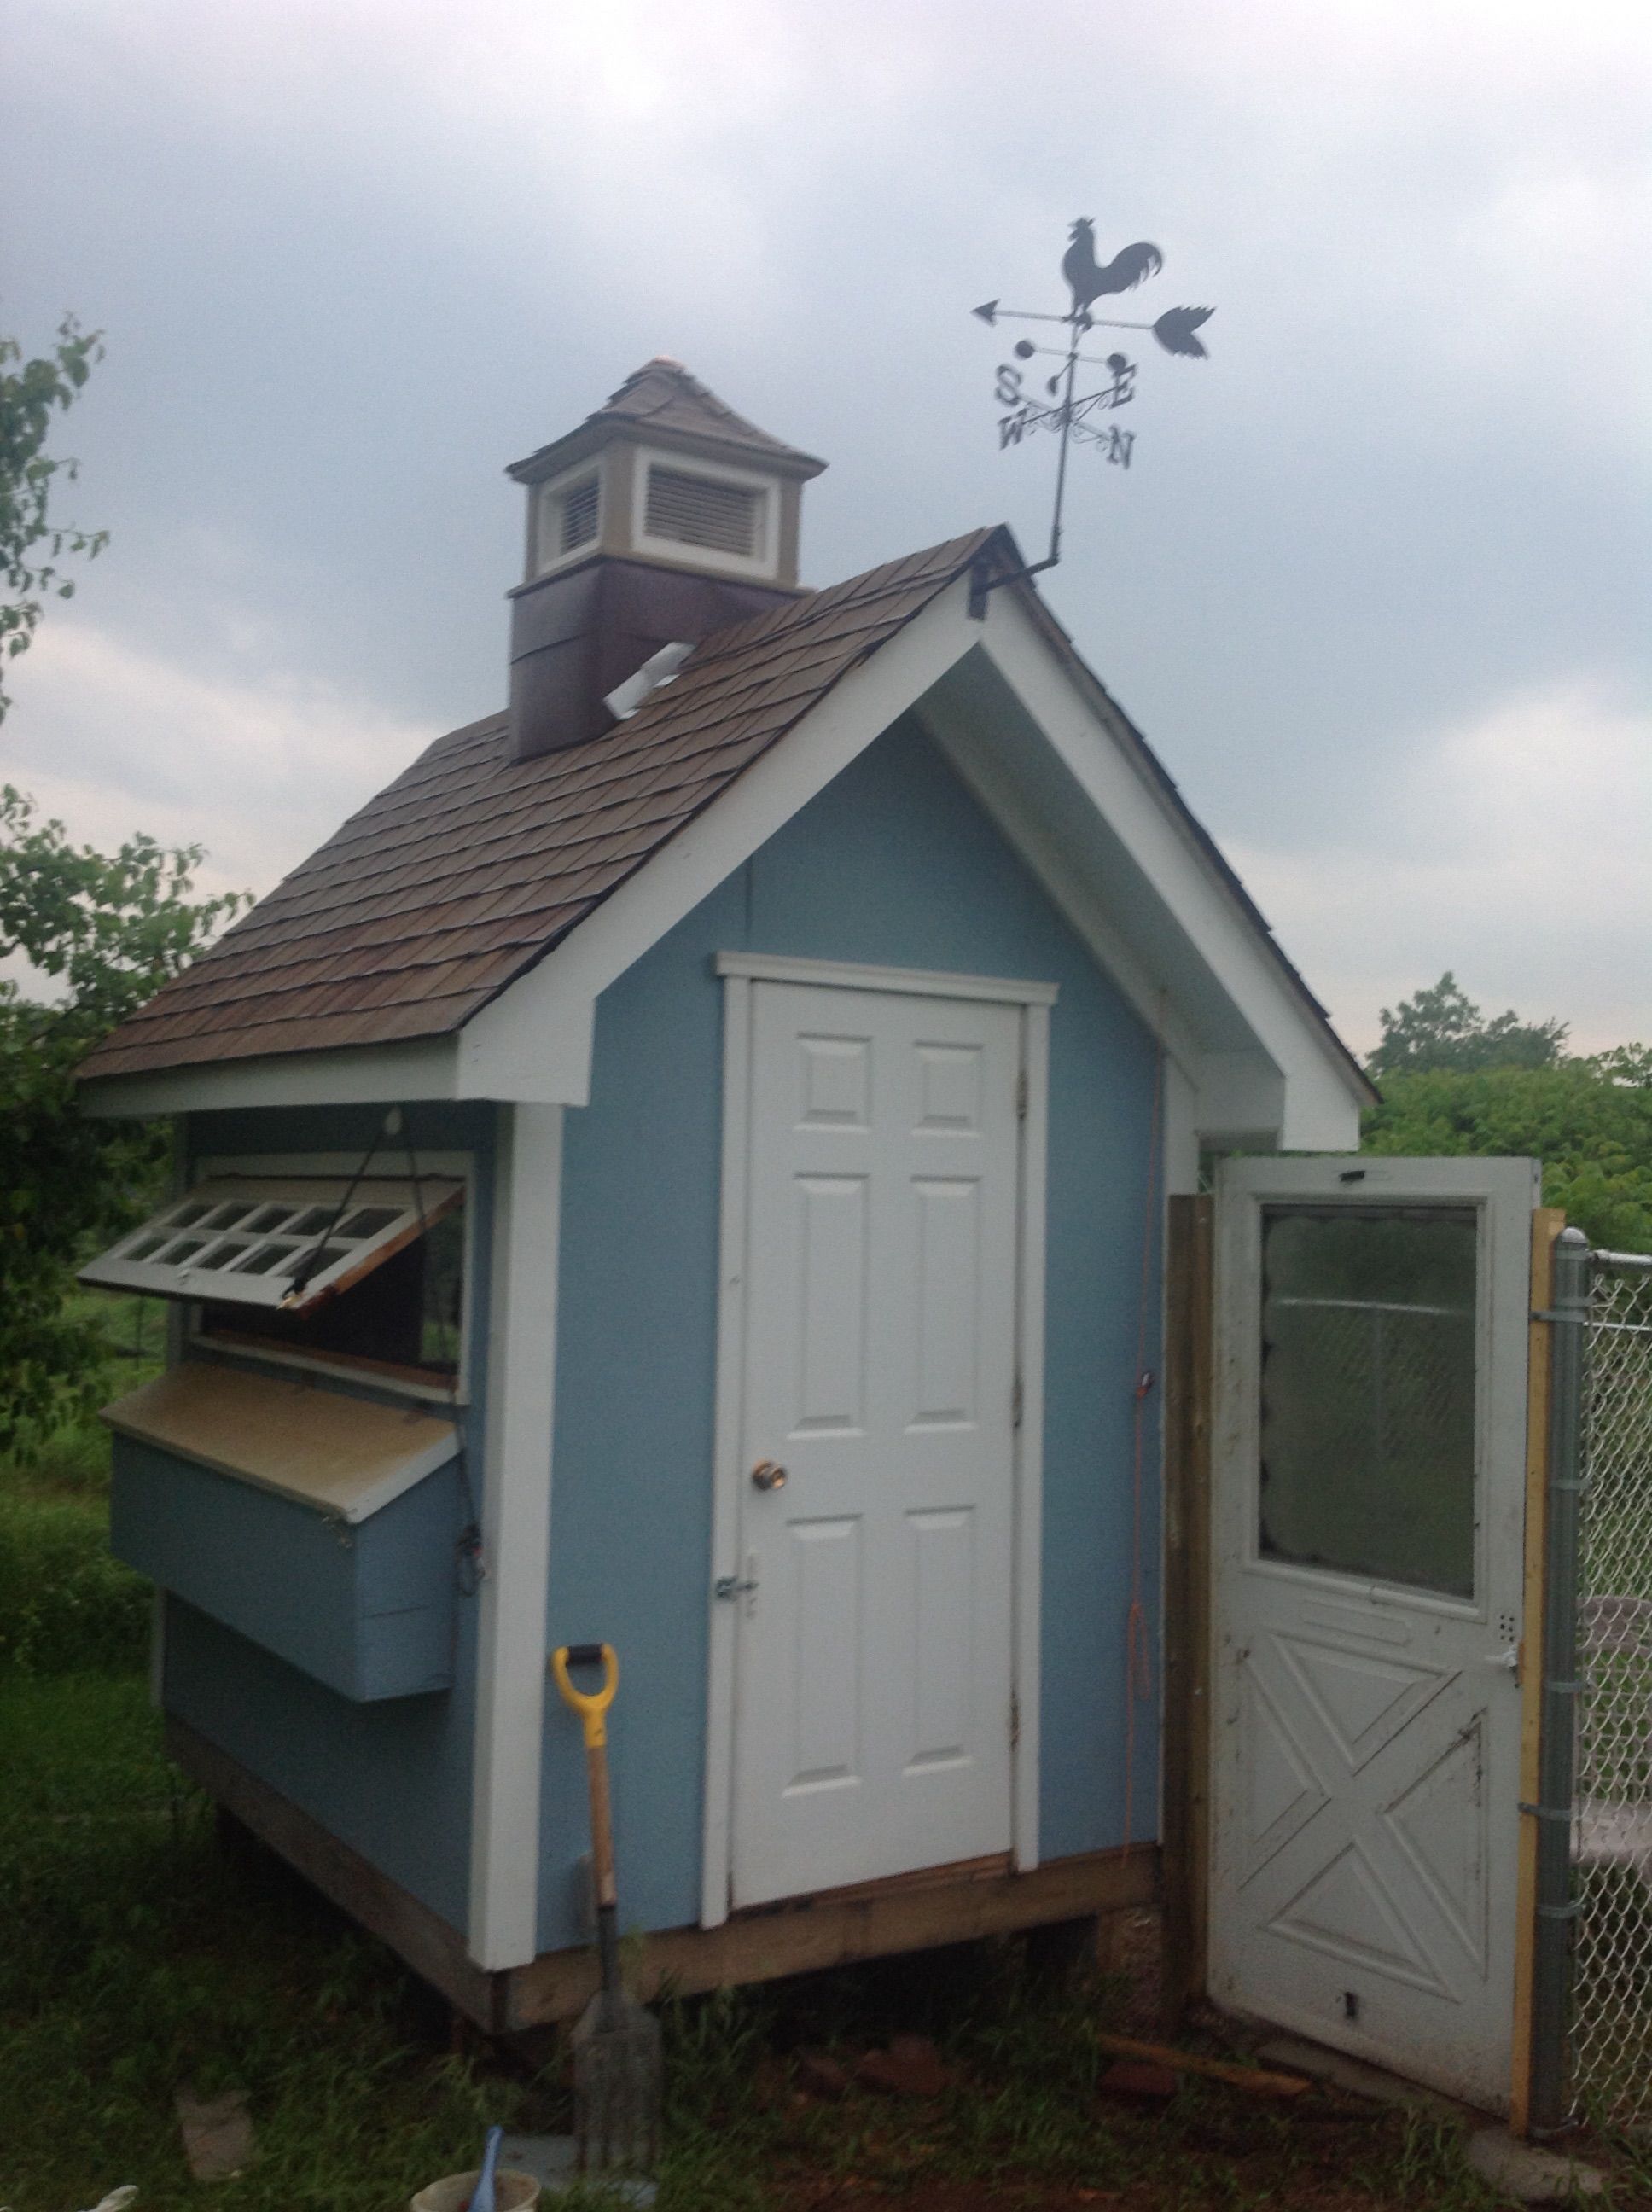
0;1668;1549;2212
3;1351;1649;2208
4;1657;1641;2212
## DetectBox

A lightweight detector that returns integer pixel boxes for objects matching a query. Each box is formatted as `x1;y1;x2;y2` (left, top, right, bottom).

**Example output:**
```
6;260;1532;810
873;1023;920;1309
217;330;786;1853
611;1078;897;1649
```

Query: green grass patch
3;1668;1643;2212
0;1674;526;2212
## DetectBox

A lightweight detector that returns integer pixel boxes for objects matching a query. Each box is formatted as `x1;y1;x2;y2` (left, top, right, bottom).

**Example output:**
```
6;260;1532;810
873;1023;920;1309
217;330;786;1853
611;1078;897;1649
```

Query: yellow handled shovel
550;1643;661;2174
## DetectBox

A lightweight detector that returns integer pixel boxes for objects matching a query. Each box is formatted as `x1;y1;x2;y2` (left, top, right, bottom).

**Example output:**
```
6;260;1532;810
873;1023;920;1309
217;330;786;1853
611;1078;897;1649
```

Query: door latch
714;1575;757;1600
1486;1642;1521;1679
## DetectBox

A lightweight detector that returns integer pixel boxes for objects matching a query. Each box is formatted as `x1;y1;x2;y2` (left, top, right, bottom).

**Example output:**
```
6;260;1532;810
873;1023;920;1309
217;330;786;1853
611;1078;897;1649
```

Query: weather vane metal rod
967;218;1215;608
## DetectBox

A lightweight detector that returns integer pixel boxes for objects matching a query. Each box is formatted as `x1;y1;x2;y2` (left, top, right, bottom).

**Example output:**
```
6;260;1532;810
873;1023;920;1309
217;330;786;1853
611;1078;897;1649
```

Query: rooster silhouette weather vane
971;218;1214;590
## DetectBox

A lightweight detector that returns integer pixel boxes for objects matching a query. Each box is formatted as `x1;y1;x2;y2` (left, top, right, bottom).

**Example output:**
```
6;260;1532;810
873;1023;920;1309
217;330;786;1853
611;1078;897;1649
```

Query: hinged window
80;1175;463;1318
643;465;763;557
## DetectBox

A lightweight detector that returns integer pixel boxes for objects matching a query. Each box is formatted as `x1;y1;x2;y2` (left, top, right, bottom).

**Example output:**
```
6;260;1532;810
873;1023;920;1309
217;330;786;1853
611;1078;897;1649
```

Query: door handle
1485;1643;1520;1675
751;1459;788;1492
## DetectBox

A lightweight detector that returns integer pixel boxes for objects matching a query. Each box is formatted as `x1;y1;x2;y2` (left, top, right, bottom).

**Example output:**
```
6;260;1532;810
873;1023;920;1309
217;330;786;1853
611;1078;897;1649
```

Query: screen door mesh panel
1573;1254;1652;2138
79;1175;462;1315
643;466;763;556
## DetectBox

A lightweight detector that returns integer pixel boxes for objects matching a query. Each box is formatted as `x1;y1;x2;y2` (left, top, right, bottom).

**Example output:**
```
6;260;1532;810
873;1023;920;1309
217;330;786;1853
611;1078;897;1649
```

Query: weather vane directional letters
971;218;1214;588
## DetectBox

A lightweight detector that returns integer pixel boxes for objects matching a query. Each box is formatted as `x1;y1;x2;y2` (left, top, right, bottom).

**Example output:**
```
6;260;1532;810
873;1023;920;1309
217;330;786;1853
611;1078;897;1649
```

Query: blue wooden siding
114;1440;461;1701
155;1100;497;1932
543;715;1161;1952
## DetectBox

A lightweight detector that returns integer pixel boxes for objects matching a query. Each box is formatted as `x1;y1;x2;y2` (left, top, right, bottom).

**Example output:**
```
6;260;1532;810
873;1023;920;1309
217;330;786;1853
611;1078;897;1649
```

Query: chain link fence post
1530;1225;1590;2134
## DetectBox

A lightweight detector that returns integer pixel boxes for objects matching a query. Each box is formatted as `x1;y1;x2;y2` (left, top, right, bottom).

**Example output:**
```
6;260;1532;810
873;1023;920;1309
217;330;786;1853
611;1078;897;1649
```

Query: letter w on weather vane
969;218;1215;594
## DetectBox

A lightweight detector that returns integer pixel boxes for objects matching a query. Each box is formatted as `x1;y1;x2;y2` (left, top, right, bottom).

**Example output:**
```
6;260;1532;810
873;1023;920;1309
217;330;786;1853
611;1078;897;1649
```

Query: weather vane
971;218;1214;589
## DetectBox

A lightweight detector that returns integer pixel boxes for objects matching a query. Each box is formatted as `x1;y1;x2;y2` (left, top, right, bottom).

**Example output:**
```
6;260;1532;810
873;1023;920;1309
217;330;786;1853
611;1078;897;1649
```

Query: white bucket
409;2170;541;2212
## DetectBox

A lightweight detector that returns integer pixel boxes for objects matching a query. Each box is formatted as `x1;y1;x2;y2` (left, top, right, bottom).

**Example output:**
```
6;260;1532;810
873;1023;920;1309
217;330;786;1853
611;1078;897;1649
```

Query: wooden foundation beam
167;1717;1158;2035
504;1842;1159;2028
166;1715;507;2029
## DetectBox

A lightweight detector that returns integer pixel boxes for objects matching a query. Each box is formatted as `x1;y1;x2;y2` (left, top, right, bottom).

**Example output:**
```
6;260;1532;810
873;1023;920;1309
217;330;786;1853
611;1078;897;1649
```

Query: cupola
504;360;826;759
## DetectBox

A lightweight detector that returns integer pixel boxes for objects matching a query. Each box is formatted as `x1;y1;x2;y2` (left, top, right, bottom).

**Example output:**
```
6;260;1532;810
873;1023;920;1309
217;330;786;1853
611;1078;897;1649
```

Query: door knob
751;1459;788;1492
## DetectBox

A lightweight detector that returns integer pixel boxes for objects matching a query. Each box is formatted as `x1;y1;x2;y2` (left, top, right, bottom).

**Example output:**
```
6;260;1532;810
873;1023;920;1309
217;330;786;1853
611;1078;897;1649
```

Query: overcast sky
4;0;1649;1056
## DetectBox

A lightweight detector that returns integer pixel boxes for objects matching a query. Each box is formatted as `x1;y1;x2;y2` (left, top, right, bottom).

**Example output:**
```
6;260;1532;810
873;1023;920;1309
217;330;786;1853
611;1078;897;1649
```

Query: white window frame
166;1150;475;1405
629;443;779;581
532;463;604;578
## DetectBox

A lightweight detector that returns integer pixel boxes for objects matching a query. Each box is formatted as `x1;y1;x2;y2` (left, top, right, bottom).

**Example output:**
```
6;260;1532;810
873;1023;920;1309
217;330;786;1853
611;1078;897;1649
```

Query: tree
1367;972;1568;1080
1364;1041;1652;1252
1;316;108;720
0;789;246;1450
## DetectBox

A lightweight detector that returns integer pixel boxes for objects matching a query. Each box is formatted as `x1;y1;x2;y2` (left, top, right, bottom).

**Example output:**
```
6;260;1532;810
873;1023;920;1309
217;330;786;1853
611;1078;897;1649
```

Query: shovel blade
573;1989;663;2176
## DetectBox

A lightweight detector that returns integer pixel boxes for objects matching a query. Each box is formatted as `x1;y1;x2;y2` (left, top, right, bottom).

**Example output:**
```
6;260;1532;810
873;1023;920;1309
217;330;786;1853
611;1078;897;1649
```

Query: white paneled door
730;979;1024;1908
1209;1156;1537;2111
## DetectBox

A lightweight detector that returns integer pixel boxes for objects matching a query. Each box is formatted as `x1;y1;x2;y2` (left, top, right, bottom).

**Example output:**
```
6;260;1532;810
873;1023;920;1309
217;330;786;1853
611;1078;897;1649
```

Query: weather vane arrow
969;218;1215;599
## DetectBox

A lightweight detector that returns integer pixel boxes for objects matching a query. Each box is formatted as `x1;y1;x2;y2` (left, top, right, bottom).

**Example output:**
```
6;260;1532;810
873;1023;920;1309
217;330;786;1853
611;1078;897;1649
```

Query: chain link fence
1572;1253;1652;2135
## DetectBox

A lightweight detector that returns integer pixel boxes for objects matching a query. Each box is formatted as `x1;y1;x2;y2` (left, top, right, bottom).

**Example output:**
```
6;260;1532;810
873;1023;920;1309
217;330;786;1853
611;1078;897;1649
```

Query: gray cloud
3;0;1649;1054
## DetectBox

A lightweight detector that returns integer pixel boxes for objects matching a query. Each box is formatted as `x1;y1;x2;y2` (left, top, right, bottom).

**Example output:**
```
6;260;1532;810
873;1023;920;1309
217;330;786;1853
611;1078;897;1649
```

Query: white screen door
729;978;1024;1908
1209;1155;1537;2111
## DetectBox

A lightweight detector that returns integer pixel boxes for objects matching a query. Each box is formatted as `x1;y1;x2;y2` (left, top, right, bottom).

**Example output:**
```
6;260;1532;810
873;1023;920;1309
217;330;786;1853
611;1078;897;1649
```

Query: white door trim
714;950;1059;1007
700;953;1052;1929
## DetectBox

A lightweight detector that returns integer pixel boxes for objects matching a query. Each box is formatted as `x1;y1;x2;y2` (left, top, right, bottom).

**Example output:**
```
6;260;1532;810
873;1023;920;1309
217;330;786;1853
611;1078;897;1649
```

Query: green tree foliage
1367;970;1569;1080
1363;976;1652;1250
1;317;108;719
0;789;247;1450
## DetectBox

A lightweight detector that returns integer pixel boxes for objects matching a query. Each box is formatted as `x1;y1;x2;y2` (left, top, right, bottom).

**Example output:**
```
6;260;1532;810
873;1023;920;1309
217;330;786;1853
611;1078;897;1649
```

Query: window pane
196;1240;253;1270
235;1242;299;1276
1259;1207;1477;1598
201;1203;252;1231
336;1206;399;1239
242;1204;295;1235
285;1207;336;1237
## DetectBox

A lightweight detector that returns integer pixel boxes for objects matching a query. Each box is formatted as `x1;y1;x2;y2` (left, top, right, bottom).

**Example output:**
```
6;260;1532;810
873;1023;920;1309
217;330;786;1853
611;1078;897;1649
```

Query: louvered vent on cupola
643;465;763;558
557;475;600;555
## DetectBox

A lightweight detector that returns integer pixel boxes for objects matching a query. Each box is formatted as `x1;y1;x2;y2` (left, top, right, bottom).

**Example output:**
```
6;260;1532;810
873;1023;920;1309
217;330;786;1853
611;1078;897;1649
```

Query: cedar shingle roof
79;529;996;1082
508;359;827;484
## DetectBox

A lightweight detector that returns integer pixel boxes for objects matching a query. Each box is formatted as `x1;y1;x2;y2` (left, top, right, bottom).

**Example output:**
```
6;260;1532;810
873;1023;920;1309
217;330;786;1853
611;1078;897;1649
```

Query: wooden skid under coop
169;1719;1158;2034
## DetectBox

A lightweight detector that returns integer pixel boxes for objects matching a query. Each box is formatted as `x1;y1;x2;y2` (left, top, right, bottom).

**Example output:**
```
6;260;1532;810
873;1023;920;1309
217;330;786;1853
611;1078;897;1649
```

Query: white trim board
80;1037;460;1119
714;951;1058;1005
969;592;1364;1147
467;1103;564;1971
699;957;1048;1924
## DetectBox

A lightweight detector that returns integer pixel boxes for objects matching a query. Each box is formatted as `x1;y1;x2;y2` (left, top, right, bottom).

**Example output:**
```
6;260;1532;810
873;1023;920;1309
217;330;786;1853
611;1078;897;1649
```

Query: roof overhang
83;562;1371;1149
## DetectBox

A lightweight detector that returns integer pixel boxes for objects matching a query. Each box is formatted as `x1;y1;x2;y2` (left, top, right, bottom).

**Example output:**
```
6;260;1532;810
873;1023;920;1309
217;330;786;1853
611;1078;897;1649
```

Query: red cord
1121;998;1166;1860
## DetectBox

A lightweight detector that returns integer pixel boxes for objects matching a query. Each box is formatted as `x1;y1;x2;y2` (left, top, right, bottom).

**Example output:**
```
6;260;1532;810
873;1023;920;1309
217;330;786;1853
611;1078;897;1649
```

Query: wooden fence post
1160;1193;1213;2029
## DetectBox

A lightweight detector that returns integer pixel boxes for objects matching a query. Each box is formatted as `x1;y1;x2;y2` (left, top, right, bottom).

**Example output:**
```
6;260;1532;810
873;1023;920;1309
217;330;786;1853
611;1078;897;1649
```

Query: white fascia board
974;592;1364;1151
79;1038;461;1120
916;697;1204;1086
457;575;987;1106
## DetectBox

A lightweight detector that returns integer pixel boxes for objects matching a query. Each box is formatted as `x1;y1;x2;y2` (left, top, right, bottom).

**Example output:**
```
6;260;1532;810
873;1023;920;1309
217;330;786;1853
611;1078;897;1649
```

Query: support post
1527;1224;1590;2135
1511;1209;1563;2132
1160;1193;1213;2028
468;1102;564;1970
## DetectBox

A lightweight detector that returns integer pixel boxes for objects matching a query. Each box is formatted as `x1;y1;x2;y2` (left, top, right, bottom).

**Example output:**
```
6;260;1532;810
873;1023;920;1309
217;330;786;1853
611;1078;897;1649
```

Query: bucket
409;2170;541;2212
